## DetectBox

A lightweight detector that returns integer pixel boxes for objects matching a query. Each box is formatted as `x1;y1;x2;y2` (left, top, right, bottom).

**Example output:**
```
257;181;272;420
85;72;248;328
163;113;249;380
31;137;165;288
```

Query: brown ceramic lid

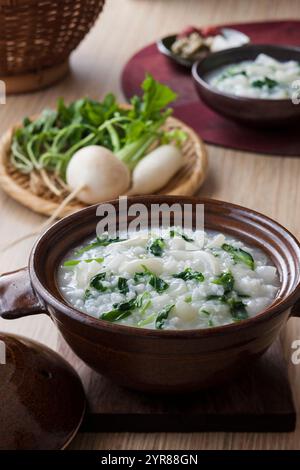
0;332;85;450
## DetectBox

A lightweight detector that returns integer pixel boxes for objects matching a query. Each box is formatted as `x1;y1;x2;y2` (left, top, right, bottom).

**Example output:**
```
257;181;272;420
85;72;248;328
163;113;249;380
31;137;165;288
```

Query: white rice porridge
208;53;300;99
57;227;279;330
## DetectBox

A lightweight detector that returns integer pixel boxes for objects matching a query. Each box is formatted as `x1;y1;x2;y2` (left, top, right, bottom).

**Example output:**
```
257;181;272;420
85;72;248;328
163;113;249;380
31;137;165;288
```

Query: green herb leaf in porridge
63;257;104;267
117;277;129;295
212;271;234;293
100;297;137;322
149;274;169;293
84;289;92;301
90;272;107;292
155;304;175;329
173;267;204;282
200;309;211;316
252;77;278;89
76;235;124;254
169;229;194;242
148;238;165;257
136;292;152;314
227;298;248;321
222;243;254;270
101;308;132;322
63;260;81;267
134;265;169;293
207;292;249;322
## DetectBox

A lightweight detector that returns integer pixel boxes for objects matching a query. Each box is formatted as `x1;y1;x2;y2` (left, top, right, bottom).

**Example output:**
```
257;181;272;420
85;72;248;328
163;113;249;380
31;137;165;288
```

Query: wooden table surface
1;0;300;450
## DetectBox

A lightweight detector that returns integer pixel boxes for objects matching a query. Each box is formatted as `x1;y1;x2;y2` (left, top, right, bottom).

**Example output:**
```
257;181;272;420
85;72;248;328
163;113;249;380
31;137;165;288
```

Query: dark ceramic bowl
157;28;250;68
1;196;300;393
192;44;300;126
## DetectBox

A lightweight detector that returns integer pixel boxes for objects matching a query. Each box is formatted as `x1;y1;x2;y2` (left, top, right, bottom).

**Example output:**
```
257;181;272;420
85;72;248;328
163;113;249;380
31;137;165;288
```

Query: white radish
175;300;198;322
66;145;131;204
2;145;131;252
120;258;163;276
129;145;183;195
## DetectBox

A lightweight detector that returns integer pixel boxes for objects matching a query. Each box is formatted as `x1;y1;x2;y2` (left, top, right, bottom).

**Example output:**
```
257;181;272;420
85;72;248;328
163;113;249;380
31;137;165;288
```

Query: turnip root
128;145;183;195
66;145;131;204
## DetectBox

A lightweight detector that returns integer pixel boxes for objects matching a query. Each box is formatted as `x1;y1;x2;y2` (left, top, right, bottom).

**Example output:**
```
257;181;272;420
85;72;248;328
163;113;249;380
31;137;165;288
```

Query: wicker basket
0;115;208;217
0;0;105;93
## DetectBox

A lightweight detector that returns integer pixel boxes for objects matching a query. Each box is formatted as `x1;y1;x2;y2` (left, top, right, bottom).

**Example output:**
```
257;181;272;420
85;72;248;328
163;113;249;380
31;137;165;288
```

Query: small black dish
192;44;300;127
157;28;250;69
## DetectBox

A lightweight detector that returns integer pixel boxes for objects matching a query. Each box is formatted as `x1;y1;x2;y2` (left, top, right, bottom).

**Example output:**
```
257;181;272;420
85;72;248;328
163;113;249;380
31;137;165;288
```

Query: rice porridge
57;227;279;330
208;53;300;99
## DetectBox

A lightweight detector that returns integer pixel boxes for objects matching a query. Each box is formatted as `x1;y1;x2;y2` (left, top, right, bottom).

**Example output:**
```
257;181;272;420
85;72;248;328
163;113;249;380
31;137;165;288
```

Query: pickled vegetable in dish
208;53;300;99
171;26;248;61
58;228;279;330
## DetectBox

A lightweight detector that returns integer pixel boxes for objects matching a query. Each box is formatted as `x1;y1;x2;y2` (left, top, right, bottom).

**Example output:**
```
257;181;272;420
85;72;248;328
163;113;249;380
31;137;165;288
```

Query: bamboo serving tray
0;116;208;218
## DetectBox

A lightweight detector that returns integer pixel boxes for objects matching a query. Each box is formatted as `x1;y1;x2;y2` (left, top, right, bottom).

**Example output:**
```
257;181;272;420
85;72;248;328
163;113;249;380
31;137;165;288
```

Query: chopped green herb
113;298;137;311
227;299;248;321
252;76;278;89
63;257;104;267
136;292;152;314
217;69;247;83
148;237;165;257
208;319;215;327
76;235;124;255
117;277;129;294
100;297;137;322
85;257;104;264
155;304;175;329
90;272;107;292
63;260;81;267
212;271;234;293
149;275;169;293
173;267;204;282
181;233;194;242
101;308;132;322
200;309;211;316
206;292;249;322
84;289;92;301
135;265;169;293
184;295;192;303
169;229;194;242
222;243;254;270
138;313;156;327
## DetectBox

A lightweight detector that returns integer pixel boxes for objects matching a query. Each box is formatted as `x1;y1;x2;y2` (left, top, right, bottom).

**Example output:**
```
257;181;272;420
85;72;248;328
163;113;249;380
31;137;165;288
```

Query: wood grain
0;0;300;450
57;338;296;433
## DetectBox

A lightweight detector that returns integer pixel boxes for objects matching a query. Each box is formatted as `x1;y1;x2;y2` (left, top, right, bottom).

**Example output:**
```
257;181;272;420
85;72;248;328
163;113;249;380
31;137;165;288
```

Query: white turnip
129;145;183;195
66;145;131;204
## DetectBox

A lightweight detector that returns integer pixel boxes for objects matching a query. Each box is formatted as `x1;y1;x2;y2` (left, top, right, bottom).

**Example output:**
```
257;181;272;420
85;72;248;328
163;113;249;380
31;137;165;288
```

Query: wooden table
1;0;300;450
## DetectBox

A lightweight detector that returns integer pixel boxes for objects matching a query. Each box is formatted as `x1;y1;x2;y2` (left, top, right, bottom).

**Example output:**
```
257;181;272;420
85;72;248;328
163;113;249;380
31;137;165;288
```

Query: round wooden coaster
0;115;208;218
0;61;70;95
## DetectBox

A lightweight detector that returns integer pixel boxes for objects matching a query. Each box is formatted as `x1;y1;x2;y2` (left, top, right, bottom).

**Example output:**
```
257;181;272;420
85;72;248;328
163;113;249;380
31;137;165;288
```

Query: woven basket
0;0;105;93
0;115;208;218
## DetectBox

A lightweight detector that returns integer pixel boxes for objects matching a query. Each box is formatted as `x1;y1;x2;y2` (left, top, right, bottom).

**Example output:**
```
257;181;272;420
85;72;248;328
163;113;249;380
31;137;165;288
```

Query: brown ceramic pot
192;44;300;126
1;196;300;393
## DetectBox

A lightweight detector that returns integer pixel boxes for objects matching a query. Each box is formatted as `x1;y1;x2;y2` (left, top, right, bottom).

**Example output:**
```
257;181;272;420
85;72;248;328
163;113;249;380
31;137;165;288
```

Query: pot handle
290;299;300;318
0;267;47;319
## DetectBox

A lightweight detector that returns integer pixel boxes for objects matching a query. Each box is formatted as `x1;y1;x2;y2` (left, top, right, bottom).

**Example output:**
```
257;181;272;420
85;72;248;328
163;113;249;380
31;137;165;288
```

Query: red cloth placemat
121;21;300;156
